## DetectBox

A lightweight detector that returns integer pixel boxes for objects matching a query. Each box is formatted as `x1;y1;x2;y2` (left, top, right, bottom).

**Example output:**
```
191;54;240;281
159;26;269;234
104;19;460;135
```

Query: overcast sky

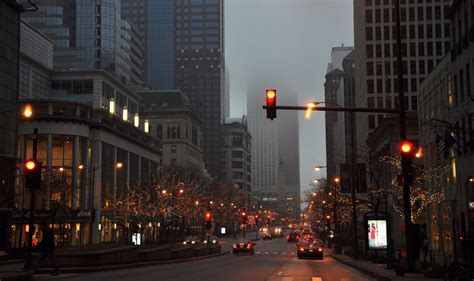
225;0;354;196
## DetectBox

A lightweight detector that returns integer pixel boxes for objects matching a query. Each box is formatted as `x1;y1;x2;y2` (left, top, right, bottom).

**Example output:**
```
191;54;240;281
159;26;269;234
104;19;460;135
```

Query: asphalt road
36;238;375;281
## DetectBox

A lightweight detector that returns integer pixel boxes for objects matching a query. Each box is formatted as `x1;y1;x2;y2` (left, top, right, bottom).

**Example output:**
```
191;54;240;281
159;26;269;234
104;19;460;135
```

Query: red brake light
247;244;252;249
318;248;323;252
233;243;237;248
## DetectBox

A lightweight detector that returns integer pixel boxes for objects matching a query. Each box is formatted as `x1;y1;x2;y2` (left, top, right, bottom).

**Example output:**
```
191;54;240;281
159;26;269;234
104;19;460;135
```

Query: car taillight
239;243;244;246
310;244;313;248
233;244;237;249
287;235;289;239
247;244;252;249
299;247;305;252
318;248;323;252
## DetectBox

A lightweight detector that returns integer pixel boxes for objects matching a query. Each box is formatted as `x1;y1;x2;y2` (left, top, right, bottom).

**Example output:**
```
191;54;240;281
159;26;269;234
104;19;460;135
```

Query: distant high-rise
247;82;300;219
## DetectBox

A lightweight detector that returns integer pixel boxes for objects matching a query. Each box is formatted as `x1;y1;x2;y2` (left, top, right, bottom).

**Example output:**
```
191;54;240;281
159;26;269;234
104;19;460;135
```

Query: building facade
353;0;451;157
0;0;23;252
19;21;54;99
173;0;226;180
117;20;144;86
21;0;129;81
417;0;474;262
137;90;205;172
223;116;252;193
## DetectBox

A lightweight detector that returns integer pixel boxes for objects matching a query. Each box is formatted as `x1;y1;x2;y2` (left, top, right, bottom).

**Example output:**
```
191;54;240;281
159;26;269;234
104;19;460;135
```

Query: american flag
432;134;444;159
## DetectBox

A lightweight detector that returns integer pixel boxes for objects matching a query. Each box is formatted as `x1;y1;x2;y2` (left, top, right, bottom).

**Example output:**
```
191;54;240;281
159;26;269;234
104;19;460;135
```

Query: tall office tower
247;85;279;207
123;0;226;179
21;0;142;84
247;82;301;219
118;19;144;85
173;0;226;180
121;0;148;82
324;46;354;182
276;94;301;218
353;0;451;161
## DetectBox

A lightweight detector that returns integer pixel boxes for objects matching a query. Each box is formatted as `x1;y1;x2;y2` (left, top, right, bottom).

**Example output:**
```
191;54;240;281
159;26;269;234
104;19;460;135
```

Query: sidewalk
331;253;436;281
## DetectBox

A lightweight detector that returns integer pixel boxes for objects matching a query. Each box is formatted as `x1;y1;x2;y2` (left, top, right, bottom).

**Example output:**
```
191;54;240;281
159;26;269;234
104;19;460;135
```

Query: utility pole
24;128;38;270
394;0;415;272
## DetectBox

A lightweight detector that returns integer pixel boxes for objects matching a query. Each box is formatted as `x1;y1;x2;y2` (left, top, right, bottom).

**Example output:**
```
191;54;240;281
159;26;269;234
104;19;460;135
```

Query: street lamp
314;165;327;172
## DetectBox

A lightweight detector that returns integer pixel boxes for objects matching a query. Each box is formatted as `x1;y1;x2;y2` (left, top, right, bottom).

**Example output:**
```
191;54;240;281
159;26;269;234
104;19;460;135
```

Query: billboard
367;219;388;249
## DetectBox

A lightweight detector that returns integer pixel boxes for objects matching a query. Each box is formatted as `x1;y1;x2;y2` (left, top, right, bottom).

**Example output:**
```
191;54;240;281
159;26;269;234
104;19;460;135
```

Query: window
409;25;415;39
467;63;471;100
232;161;243;169
427;24;433;38
171;144;177;153
157;124;163;139
367;62;374;75
377;79;383;93
366;45;374;58
376;26;381;40
367;79;375;93
384;44;390;57
368;97;374;108
417;6;424;21
366;9;373;23
409;7;415;21
385;61;391;75
411;96;418;110
376;62;383;75
376;44;382;58
384;26;390;40
418;42;425;56
375;9;381;23
232;151;244;158
366;27;373;41
418;25;424;38
410;60;417;74
410;43;416;57
411;78;417;92
385;79;392;93
368;115;376;129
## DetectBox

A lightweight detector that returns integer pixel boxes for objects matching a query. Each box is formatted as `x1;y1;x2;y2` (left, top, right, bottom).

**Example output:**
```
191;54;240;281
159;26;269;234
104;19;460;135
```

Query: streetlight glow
78;164;84;170
23;104;33;118
305;101;318;120
116;162;123;169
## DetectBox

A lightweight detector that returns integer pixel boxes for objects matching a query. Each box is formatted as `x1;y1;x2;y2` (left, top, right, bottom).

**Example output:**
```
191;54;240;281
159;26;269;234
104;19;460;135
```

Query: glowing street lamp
23;104;33;118
116;162;123;169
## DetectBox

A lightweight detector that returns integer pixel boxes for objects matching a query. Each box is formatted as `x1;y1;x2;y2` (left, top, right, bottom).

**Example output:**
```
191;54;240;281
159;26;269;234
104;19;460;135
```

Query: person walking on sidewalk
32;223;59;275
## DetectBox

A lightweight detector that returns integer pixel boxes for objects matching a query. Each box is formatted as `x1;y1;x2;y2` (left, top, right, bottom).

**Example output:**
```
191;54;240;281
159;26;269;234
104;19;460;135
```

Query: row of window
366;41;449;59
367;58;443;77
367;77;423;94
365;5;447;24
366;23;449;41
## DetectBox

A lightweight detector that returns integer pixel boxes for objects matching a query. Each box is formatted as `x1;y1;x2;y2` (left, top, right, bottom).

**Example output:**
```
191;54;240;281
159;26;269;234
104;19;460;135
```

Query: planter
171;246;193;259
138;246;172;262
209;245;221;255
55;246;138;267
192;246;210;257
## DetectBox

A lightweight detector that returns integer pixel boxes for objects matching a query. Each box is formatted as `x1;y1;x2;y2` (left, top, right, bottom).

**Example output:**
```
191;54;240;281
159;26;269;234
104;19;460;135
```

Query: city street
35;238;374;281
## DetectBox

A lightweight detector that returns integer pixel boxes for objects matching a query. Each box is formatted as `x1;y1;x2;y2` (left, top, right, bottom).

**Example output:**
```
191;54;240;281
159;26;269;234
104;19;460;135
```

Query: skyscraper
173;0;226;180
123;0;226;179
247;81;300;219
353;0;451;151
22;0;143;85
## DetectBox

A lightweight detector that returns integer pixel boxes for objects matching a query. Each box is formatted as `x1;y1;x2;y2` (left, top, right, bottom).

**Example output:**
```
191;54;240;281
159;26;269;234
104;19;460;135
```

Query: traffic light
24;160;42;190
204;210;212;228
400;140;414;155
241;208;247;225
265;89;277;120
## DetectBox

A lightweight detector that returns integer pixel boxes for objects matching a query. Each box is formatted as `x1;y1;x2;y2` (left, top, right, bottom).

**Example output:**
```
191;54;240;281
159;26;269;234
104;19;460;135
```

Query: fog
225;0;354;198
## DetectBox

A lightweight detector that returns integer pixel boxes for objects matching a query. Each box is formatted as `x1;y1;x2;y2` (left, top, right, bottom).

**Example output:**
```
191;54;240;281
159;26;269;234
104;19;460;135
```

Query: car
262;233;272;240
182;236;200;245
202;235;219;245
287;232;300;242
297;242;324;259
232;240;255;255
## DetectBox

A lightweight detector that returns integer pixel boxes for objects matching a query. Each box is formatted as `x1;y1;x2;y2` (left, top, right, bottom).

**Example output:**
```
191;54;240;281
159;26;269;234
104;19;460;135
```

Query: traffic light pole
24;128;38;270
394;0;415;272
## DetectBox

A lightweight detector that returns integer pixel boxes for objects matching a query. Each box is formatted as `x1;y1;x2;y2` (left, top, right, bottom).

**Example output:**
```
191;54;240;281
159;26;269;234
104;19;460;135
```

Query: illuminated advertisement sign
367;219;388;249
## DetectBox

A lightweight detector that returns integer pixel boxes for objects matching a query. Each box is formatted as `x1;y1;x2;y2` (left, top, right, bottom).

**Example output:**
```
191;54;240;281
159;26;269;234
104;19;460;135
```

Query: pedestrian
32;222;59;275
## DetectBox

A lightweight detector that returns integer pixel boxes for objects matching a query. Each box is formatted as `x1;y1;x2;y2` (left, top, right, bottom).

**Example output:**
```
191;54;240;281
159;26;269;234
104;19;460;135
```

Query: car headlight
183;241;187;245
191;241;195;244
212;240;216;243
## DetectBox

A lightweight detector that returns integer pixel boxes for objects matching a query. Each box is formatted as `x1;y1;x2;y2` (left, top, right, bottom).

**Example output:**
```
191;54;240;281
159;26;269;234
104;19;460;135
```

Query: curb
35;251;229;274
331;254;392;281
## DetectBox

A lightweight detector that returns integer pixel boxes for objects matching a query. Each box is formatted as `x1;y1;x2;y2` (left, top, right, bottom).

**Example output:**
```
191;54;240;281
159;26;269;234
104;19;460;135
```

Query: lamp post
88;162;123;244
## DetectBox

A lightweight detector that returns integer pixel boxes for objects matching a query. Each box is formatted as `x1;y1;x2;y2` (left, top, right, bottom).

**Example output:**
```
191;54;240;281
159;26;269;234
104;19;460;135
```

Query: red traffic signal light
265;89;277;120
204;211;212;221
400;141;414;154
24;159;42;190
25;160;36;170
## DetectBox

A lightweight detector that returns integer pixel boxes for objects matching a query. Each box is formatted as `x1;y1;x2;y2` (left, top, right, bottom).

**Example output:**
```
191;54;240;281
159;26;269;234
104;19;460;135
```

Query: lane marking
265;252;269;254
312;277;323;281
